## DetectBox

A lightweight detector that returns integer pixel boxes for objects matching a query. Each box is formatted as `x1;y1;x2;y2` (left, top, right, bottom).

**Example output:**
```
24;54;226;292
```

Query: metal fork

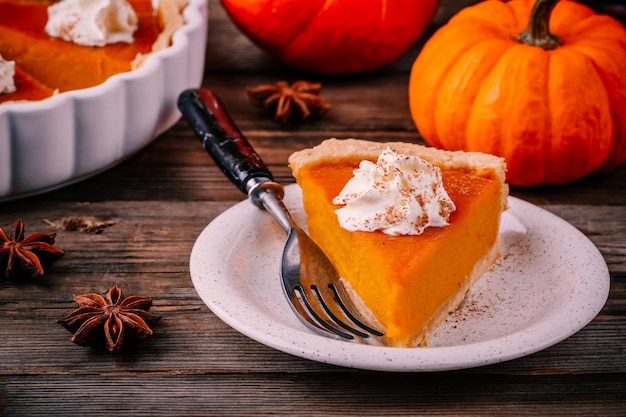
178;88;384;341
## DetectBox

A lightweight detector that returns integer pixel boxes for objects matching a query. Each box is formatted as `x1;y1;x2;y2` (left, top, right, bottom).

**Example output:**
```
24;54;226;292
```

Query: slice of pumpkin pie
289;138;508;347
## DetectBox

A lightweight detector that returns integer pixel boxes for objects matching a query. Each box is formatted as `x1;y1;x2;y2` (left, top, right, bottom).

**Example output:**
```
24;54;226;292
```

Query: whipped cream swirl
333;147;456;236
0;54;16;95
45;0;139;47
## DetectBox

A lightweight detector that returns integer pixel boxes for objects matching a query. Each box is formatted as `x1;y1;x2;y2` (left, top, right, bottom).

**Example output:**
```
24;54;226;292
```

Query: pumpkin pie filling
289;139;509;347
2;67;56;103
0;0;184;104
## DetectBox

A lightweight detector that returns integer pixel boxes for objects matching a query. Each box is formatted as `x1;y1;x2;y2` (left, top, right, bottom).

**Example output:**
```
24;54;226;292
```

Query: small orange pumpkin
220;0;439;74
408;0;626;186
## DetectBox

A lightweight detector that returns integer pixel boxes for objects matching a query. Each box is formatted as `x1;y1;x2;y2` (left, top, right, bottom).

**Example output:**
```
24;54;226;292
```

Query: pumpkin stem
517;0;562;50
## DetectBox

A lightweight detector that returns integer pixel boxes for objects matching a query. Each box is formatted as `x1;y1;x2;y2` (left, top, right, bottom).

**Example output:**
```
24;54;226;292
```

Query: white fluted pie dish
0;0;208;201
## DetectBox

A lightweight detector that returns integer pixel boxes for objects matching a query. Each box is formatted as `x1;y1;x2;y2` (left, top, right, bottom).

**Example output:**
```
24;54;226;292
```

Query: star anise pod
58;285;161;353
0;218;64;280
246;80;331;124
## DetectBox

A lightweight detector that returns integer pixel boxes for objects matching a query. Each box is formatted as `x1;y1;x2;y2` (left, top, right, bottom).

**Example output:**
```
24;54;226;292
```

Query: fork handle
177;88;273;194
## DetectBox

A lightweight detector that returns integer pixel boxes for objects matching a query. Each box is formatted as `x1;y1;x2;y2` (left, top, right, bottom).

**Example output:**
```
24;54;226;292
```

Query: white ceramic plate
189;185;610;372
0;0;208;201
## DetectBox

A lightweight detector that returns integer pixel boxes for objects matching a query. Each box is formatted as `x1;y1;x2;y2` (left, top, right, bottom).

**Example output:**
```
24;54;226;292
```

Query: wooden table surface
1;1;625;415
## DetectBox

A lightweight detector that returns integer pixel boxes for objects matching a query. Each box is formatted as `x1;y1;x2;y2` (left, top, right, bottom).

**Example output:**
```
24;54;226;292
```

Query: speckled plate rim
189;185;610;372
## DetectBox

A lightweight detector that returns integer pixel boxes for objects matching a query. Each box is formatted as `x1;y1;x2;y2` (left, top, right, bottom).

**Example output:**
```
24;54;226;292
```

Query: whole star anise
246;80;331;123
0;218;64;280
58;285;161;353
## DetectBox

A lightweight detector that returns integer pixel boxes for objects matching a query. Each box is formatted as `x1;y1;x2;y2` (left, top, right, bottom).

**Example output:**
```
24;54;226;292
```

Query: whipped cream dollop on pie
45;0;139;46
0;54;16;94
333;147;456;236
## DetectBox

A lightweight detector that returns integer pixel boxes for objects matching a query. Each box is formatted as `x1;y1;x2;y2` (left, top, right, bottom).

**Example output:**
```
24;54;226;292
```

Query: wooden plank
1;312;624;376
1;374;625;416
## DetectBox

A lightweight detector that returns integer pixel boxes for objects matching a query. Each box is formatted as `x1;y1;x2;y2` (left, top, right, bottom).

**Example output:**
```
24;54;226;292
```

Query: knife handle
177;88;273;194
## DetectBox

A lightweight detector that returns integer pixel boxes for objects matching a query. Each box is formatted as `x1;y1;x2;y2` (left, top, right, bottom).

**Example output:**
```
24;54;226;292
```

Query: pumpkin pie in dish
289;139;509;347
0;0;185;104
0;0;208;200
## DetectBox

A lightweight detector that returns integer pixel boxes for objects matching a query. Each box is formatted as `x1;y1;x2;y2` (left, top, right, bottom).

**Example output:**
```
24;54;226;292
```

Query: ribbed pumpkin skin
409;0;626;186
220;0;439;74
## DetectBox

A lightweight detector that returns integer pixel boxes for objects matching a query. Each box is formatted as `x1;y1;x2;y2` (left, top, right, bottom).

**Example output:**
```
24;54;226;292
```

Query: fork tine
295;286;356;339
285;288;341;337
329;283;385;337
310;286;370;338
295;283;384;340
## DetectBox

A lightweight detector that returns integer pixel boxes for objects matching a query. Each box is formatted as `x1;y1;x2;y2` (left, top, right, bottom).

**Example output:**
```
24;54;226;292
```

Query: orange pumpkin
220;0;440;74
408;0;626;186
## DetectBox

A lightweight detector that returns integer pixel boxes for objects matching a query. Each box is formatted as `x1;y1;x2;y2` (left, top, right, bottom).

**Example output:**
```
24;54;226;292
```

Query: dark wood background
1;0;625;415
